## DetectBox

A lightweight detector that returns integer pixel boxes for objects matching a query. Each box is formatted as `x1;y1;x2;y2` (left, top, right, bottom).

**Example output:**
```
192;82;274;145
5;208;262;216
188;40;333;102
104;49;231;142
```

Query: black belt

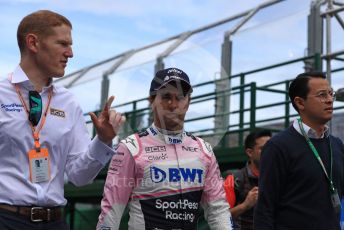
0;204;62;222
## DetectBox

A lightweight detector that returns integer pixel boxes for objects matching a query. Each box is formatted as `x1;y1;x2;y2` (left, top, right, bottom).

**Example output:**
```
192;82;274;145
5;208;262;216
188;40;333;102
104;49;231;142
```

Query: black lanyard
297;118;335;193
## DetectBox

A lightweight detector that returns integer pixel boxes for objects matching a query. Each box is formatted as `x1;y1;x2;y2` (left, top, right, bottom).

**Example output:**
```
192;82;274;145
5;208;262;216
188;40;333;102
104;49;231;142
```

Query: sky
3;0;344;140
0;0;279;77
1;0;299;110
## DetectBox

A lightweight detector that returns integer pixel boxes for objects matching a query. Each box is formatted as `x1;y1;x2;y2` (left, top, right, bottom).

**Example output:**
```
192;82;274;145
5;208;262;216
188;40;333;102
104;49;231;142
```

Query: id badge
28;148;50;183
331;189;341;215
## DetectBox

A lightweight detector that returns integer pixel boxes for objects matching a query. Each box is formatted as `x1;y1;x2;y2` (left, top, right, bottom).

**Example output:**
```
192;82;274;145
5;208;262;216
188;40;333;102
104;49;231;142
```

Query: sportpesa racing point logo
150;166;203;183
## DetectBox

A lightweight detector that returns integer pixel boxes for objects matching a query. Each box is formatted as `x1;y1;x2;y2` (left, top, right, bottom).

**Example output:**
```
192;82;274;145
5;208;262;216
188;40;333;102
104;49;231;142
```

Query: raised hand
89;96;126;145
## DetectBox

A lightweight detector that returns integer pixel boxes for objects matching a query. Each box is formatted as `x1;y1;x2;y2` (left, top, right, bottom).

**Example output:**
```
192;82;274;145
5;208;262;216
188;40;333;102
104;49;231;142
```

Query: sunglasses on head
28;91;42;126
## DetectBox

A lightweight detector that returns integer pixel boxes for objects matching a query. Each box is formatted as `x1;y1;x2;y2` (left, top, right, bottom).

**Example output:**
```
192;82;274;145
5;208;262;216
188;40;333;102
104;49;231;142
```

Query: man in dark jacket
254;72;344;230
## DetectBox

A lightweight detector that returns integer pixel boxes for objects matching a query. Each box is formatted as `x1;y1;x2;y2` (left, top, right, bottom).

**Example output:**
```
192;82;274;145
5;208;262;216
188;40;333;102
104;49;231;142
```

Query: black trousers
0;209;69;230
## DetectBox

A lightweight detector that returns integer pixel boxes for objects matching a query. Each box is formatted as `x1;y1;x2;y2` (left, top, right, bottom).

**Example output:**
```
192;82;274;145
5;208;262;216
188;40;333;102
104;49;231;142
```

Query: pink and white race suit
97;125;233;230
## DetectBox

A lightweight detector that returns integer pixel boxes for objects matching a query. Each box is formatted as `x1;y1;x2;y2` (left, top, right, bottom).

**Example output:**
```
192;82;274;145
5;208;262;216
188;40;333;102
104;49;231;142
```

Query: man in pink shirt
97;68;233;230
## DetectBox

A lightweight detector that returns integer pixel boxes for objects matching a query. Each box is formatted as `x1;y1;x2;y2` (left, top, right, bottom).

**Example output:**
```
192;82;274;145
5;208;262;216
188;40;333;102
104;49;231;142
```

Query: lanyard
14;83;53;152
297;118;335;193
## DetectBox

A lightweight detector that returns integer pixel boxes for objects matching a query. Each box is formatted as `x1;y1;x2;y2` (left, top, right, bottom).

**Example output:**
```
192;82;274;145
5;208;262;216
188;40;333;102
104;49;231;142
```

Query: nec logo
182;146;198;152
150;166;203;183
145;146;166;153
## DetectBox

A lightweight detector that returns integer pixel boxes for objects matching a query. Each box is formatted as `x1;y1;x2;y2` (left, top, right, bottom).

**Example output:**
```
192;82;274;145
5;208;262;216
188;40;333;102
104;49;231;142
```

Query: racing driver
97;67;233;230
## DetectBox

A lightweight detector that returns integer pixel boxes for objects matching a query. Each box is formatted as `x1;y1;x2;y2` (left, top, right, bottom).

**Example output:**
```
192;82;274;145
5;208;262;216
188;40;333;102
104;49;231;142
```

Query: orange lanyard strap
14;83;53;152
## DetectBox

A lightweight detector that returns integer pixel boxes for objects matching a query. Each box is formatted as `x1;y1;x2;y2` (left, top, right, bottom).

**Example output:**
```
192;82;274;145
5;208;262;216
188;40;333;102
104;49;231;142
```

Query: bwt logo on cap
164;75;182;82
150;166;203;183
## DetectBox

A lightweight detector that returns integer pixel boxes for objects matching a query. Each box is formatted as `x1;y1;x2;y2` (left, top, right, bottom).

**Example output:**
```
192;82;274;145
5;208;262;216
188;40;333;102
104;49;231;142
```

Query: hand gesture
243;186;258;210
89;96;126;145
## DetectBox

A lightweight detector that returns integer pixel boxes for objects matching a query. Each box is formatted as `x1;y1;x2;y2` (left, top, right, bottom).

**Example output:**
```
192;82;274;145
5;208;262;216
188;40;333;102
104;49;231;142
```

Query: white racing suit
97;125;233;230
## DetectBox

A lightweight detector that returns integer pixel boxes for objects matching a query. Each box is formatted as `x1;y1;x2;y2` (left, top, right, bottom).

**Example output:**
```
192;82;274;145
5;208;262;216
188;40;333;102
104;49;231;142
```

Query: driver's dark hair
244;130;272;150
288;72;326;112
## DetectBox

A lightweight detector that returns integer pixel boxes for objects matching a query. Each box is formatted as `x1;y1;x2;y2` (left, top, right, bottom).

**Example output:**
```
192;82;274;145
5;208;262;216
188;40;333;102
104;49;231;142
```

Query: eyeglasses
29;91;42;126
309;90;336;103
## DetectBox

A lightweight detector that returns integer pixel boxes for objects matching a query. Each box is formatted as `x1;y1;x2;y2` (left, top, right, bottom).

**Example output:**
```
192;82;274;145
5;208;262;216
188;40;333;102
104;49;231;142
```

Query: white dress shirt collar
293;119;329;139
11;65;55;93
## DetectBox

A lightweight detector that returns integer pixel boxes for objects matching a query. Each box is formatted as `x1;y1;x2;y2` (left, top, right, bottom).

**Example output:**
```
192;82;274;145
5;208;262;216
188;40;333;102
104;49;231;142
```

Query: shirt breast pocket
40;113;73;145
